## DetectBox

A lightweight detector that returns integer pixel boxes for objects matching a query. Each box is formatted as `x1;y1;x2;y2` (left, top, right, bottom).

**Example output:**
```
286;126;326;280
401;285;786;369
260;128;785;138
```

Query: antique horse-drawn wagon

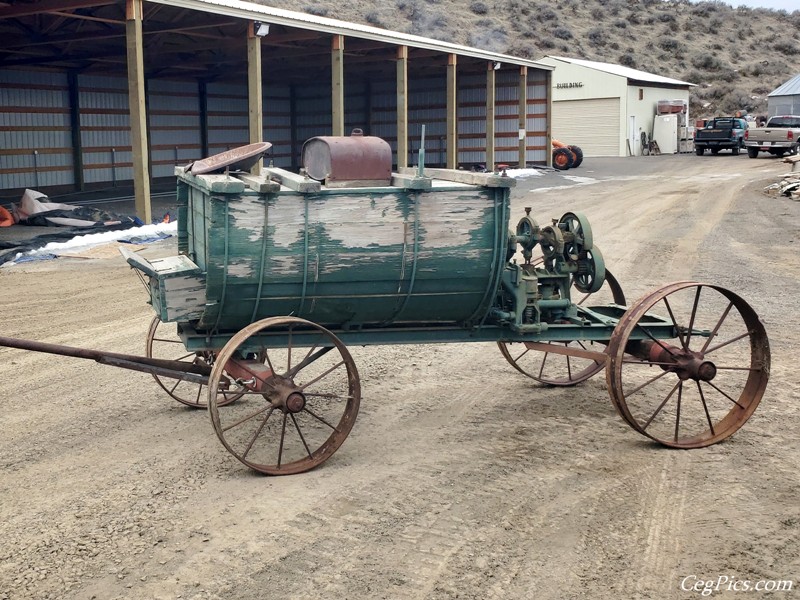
0;133;770;475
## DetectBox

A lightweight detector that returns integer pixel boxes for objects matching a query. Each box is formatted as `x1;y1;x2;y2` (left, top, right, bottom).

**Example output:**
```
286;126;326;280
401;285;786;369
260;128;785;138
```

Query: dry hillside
255;0;800;119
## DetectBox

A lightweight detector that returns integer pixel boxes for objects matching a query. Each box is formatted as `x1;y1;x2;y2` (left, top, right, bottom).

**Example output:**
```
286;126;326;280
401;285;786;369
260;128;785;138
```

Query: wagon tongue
0;335;211;384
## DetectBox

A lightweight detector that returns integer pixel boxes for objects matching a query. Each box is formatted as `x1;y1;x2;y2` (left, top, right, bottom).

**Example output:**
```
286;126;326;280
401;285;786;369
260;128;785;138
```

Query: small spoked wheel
208;317;360;475
559;211;593;260
497;270;626;386
606;282;769;448
146;316;239;408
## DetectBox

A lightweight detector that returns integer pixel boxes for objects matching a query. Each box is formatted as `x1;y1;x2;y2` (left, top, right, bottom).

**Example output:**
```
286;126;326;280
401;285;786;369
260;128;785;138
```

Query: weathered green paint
175;172;509;332
131;168;687;352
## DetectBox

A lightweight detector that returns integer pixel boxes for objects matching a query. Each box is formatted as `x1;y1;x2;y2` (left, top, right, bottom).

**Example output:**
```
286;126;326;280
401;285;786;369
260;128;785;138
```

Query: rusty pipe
0;335;211;383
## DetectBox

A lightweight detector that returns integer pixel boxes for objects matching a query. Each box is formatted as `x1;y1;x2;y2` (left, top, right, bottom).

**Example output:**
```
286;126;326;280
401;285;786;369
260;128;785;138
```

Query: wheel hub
641;340;717;382
285;391;306;413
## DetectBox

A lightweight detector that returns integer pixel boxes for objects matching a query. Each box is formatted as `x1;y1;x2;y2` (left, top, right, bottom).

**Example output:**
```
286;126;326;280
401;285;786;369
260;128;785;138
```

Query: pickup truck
744;115;800;158
694;117;748;155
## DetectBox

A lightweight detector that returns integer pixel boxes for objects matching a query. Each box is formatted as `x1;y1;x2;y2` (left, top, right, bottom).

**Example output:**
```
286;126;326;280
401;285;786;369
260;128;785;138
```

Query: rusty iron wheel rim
605;282;770;448
146;316;240;408
208;316;361;475
498;270;625;386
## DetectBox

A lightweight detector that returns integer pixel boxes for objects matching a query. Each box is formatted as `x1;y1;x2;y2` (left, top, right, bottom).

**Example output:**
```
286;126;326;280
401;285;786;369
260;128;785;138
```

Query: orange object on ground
0;205;13;227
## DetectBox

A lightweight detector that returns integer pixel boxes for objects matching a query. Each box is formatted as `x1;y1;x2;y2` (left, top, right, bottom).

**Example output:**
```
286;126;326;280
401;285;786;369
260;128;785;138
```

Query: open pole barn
0;0;554;221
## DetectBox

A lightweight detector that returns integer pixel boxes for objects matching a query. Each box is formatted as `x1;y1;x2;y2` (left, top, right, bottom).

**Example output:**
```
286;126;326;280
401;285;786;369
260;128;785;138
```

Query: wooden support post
486;62;496;172
198;80;209;159
125;0;151;224
247;22;263;175
332;35;344;136
446;54;457;169
396;46;409;169
67;71;84;191
518;66;527;168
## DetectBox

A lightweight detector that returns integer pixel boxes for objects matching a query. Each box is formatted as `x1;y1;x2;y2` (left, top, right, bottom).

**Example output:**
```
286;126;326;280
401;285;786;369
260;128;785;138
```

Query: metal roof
769;73;800;97
148;0;553;71
544;56;695;87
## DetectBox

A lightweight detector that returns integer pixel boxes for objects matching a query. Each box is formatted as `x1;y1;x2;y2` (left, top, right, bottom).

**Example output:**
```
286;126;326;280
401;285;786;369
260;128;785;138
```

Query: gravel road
1;153;798;600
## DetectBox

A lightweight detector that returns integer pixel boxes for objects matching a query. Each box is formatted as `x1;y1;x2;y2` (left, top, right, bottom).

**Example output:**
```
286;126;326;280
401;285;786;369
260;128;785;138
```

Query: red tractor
552;139;583;170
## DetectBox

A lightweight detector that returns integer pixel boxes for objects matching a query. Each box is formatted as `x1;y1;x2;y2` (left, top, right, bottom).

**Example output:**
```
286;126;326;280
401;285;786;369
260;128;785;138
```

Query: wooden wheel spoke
697;381;715;436
704;331;751;355
705;380;746;410
625;369;670;397
194;382;203;405
290;413;313;459
223;403;274;433
286;346;334;379
700;301;734;353
566;350;572;380
662;296;687;349
304;407;340;432
242;407;275;459
642;380;680;431
715;365;762;372
299;359;345;390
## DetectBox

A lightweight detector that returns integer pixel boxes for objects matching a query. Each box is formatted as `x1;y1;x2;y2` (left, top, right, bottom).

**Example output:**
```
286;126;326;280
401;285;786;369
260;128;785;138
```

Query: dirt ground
1;153;798;600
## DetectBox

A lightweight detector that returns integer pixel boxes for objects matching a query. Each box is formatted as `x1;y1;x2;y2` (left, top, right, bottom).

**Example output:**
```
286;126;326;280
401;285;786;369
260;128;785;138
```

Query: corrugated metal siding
552;97;620;157
263;85;292;167
457;73;485;166
0;70;74;190
369;79;397;165
527;73;548;165
149;79;202;178
295;84;331;162
409;76;447;167
79;74;132;185
206;82;248;155
768;95;800;117
344;81;368;135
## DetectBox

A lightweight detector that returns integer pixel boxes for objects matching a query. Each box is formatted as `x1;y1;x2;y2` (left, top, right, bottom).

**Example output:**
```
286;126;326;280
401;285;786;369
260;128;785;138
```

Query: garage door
552;98;620;157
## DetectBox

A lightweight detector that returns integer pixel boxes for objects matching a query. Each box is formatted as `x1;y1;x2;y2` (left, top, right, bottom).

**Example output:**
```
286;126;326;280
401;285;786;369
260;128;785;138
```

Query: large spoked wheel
146;316;240;408
606;282;769;448
208;316;360;475
497;270;626;386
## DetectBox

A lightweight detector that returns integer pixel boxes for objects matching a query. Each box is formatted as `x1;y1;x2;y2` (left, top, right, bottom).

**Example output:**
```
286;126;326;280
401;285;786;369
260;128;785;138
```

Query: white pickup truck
744;115;800;158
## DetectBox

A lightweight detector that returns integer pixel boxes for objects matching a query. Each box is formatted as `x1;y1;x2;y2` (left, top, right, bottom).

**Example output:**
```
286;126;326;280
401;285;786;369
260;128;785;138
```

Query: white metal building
537;56;695;157
768;74;800;117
